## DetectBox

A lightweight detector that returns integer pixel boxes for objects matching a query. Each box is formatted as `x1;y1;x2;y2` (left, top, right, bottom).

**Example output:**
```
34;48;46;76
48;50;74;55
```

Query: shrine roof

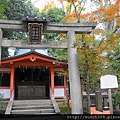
1;50;67;63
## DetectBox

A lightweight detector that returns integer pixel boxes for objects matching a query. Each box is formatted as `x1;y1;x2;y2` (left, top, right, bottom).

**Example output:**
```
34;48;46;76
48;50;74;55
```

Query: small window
54;73;64;86
0;73;10;86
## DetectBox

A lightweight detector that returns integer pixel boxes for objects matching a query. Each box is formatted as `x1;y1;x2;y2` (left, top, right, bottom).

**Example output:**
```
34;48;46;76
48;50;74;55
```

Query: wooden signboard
28;23;43;44
100;74;118;89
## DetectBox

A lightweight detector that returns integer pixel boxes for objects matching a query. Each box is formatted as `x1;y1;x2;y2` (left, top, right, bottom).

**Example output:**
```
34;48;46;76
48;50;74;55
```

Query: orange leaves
91;0;120;22
63;12;77;20
103;7;117;21
76;31;118;74
63;16;77;22
58;0;63;3
39;1;55;12
94;7;106;14
63;0;119;23
92;7;107;21
89;15;99;22
58;33;66;40
84;35;94;43
91;0;103;2
67;0;78;2
62;0;120;89
76;34;83;39
63;12;99;22
116;18;120;26
114;0;120;26
81;13;99;22
93;29;105;35
63;12;78;22
80;13;90;19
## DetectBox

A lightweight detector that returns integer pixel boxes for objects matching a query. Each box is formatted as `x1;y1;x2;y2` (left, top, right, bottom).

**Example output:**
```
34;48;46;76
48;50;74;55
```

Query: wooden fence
0;101;8;114
83;91;120;113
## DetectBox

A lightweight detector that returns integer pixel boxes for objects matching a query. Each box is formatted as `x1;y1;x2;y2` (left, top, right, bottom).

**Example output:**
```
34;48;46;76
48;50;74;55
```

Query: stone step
11;112;56;115
13;100;52;106
13;99;51;103
13;102;52;104
13;103;52;107
12;105;53;110
11;109;55;114
9;99;59;114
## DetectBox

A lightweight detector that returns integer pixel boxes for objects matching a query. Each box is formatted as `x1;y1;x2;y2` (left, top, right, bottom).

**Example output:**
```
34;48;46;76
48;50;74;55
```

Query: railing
51;98;60;114
10;90;14;100
5;89;14;114
82;92;120;113
5;100;13;114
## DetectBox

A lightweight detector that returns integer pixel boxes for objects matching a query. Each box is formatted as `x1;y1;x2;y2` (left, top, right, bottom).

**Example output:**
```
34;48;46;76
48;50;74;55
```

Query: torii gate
0;17;97;114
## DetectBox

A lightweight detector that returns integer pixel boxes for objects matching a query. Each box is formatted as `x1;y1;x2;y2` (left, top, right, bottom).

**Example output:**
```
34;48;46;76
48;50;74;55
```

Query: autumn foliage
62;0;120;23
39;1;55;12
60;0;120;93
39;0;120;92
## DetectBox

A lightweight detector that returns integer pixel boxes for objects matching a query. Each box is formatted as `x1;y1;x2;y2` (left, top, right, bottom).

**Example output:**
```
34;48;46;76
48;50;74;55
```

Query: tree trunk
85;60;91;114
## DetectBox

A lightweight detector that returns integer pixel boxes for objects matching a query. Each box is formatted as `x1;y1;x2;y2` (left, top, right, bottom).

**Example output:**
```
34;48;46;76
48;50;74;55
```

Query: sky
31;0;62;8
31;0;95;14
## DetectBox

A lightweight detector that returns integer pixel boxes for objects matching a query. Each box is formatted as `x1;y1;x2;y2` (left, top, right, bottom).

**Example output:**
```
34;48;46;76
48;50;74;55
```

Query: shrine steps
5;99;60;115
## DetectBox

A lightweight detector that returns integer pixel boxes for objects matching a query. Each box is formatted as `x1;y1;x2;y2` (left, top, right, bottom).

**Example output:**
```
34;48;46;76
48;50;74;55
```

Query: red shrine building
0;49;67;100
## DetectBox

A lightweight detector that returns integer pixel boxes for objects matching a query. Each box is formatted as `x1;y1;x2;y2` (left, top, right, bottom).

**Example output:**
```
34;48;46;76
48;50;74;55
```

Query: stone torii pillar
67;30;83;114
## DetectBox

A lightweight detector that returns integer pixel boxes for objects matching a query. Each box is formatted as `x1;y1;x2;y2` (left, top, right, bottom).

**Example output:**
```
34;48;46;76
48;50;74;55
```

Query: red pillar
51;67;54;98
64;75;66;98
10;67;14;100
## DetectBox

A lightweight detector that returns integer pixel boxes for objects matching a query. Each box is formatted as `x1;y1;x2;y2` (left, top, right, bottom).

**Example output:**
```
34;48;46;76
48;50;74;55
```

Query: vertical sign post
100;74;118;114
0;28;2;64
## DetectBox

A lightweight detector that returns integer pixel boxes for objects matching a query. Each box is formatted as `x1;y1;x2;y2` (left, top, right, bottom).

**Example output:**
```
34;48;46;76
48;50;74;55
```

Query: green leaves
0;0;7;19
1;0;40;58
5;0;39;20
0;93;4;101
40;7;67;60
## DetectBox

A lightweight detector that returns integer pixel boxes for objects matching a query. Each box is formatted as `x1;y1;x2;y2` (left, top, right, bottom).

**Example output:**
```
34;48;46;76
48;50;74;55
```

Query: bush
0;93;4;114
0;93;4;101
59;106;71;114
113;85;120;106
